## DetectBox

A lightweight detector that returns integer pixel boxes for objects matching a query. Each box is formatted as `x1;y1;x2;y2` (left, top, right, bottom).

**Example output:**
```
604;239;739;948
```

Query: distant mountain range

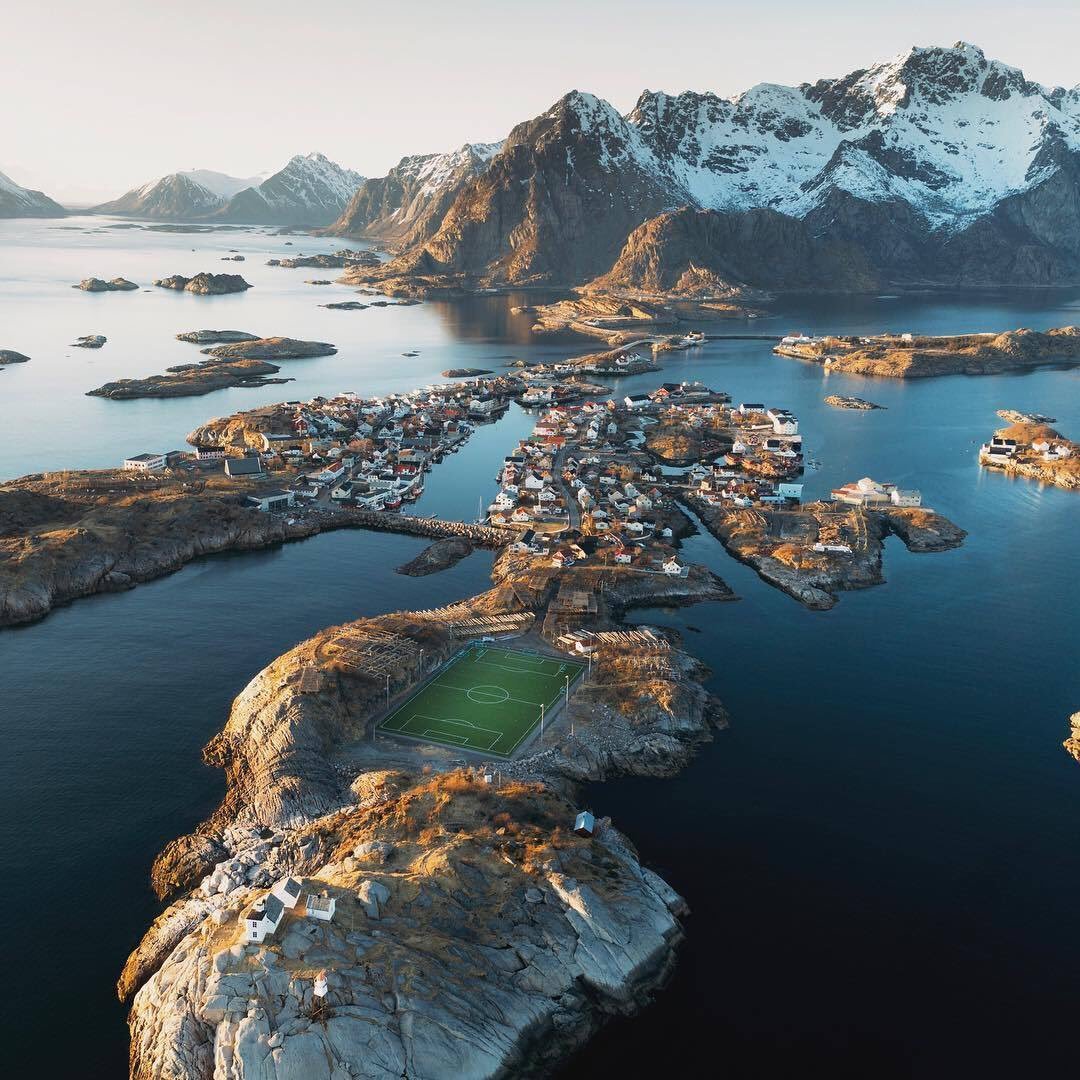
0;170;65;218
93;153;364;226
329;42;1080;292
8;42;1080;291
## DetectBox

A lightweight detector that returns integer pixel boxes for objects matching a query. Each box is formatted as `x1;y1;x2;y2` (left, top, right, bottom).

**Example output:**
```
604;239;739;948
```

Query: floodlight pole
565;674;570;708
385;672;390;710
419;648;424;675
540;702;545;743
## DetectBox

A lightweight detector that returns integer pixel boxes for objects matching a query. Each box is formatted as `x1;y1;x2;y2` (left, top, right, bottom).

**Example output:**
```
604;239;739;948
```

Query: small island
276;250;381;270
73;277;138;292
775;327;1080;377
176;330;260;345
199;337;337;361
88;359;291;399
72;334;107;349
0;349;30;365
979;421;1078;490
825;394;884;410
441;367;493;378
154;273;252;295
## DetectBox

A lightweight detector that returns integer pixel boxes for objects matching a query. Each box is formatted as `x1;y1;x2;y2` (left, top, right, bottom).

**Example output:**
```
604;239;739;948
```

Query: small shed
573;811;596;837
306;893;336;922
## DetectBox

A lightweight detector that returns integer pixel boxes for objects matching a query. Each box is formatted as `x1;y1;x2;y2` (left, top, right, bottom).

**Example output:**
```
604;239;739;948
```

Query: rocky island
72;334;107;349
88;359;291;399
154;273;253;294
775;328;1080;378
176;330;260;345
73;277;139;292
979;421;1078;490
0;349;30;365
276;250;381;270
199;337;337;361
441;367;493;378
687;495;966;609
825;395;884;410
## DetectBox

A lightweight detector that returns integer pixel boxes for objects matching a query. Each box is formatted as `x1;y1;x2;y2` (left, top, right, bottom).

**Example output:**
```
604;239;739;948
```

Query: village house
305;893;336;922
123;452;167;472
244;893;285;944
225;455;265;479
246;489;295;512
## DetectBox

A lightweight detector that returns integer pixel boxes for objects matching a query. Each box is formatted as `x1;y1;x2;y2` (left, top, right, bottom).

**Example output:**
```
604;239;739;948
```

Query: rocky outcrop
154;273;252;294
88;359;289;399
127;777;687;1079
825;395;884;410
0;349;30;365
778;327;1080;377
685;497;965;608
73;277;138;292
394;536;474;576
1064;712;1080;765
176;331;260;345
441;367;492;378
275;250;380;270
199;337;336;361
72;334;107;349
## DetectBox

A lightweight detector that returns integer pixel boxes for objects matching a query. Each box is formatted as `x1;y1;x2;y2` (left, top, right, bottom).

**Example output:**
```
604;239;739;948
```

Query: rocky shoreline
776;327;1080;378
120;540;734;1077
685;496;965;609
0;469;509;628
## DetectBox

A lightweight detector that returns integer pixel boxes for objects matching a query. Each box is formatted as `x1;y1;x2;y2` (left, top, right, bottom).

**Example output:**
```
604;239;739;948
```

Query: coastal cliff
121;545;733;1077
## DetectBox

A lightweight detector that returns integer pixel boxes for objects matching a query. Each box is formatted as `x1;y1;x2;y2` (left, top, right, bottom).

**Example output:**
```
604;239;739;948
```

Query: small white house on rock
306;893;337;922
244;894;285;943
271;877;302;910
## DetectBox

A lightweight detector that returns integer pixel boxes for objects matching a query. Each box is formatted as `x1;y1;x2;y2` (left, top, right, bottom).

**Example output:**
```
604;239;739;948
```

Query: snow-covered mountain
0;170;65;218
94;154;361;225
330;143;502;243
214;153;364;226
371;42;1080;289
93;170;263;219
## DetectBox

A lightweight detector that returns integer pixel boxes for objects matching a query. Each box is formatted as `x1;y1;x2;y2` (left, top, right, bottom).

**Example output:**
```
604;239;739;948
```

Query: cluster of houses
829;476;922;507
980;433;1073;464
121;378;523;513
243;876;337;944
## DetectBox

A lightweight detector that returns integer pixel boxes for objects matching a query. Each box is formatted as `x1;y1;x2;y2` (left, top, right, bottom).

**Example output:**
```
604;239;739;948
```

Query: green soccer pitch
378;644;586;756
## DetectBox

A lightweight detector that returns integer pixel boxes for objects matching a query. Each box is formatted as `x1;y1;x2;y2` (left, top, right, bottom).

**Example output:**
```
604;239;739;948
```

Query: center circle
467;685;510;704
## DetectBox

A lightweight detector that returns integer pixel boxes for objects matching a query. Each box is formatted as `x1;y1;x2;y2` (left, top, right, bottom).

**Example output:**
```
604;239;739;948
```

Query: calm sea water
1;221;1078;1077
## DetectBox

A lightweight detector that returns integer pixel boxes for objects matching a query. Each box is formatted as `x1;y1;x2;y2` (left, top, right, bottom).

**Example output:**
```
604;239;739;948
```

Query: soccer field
379;644;586;756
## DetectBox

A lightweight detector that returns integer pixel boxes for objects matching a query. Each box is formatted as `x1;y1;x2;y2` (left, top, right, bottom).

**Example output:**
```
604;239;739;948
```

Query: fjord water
1;220;1079;1076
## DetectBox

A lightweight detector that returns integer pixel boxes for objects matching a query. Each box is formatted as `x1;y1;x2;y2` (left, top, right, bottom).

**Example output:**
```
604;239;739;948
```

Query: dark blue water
1;274;1079;1077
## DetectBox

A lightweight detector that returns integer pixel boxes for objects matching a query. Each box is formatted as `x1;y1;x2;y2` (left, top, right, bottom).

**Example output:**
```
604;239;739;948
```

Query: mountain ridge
334;41;1080;292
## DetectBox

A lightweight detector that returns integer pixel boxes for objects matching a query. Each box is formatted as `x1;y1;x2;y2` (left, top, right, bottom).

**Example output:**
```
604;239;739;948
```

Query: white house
890;488;922;507
123;452;167;472
271;877;303;909
662;557;686;577
306;893;336;922
225;456;265;479
738;402;766;416
246;489;295;513
244;893;286;943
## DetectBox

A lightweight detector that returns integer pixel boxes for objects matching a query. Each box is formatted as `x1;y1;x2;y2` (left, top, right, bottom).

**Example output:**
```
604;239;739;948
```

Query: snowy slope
94;170;263;218
217;153;364;225
0;170;66;218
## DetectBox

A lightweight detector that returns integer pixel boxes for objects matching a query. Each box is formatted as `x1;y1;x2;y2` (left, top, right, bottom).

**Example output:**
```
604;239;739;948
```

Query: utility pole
540;702;545;743
565;674;570;709
419;648;424;675
385;672;391;710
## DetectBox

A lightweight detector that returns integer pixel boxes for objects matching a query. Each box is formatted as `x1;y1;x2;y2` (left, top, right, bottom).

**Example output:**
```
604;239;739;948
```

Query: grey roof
125;453;161;462
280;877;302;898
226;456;264;476
248;893;284;925
306;894;334;913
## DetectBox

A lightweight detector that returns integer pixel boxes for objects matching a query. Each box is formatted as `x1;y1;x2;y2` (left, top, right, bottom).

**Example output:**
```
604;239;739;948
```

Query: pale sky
5;0;1079;204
